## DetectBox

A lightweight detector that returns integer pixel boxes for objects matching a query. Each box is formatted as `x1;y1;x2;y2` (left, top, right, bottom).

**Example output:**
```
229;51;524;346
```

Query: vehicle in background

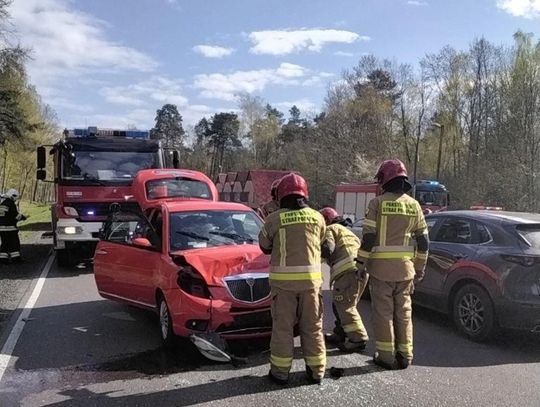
94;169;271;362
335;182;379;223
414;210;540;341
36;126;180;267
415;180;450;214
215;170;295;212
470;205;504;211
335;179;450;220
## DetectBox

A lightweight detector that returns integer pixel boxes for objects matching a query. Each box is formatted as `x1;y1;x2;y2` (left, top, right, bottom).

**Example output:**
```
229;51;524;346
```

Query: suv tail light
501;254;540;267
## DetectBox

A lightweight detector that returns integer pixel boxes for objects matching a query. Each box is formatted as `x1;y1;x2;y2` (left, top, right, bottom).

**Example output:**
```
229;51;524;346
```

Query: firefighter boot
373;352;397;370
268;370;289;385
396;352;410;370
305;365;322;385
337;338;367;353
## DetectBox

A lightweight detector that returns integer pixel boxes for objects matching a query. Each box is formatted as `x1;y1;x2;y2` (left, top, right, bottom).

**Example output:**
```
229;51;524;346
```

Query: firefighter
0;189;27;263
320;207;369;352
259;173;326;385
258;179;281;219
357;159;429;370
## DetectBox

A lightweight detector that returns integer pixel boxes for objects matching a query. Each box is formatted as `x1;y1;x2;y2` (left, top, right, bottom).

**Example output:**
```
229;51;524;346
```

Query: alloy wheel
159;300;169;340
458;293;485;334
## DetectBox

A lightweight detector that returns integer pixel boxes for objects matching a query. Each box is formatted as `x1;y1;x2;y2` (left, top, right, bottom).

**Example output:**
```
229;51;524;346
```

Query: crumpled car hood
172;245;269;286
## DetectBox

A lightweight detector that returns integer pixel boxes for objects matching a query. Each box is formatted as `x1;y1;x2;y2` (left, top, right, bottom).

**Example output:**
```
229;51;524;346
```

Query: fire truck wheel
56;249;73;268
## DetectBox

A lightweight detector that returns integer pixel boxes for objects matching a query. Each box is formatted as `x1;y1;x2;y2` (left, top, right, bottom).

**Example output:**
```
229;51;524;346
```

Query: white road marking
0;253;55;384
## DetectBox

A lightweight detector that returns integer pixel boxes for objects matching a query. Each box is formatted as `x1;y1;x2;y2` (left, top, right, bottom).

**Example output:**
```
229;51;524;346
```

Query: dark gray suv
415;211;540;341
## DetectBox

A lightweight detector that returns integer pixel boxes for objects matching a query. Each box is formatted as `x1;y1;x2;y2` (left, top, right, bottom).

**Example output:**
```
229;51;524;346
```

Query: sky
7;0;540;131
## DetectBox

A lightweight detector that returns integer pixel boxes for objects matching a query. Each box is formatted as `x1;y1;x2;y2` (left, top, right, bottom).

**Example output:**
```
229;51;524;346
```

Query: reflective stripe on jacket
358;192;428;281
324;223;360;282
259;207;326;290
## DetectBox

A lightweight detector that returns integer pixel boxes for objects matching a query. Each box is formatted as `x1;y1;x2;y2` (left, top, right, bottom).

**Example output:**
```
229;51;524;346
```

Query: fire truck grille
68;202;141;221
225;275;270;303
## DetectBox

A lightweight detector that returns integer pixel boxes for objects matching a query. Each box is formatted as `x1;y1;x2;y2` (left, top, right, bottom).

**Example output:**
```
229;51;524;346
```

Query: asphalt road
0;256;539;407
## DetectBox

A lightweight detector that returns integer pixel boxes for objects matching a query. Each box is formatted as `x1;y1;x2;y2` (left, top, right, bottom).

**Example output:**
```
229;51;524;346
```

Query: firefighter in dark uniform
357;159;429;370
0;189;26;263
259;173;327;385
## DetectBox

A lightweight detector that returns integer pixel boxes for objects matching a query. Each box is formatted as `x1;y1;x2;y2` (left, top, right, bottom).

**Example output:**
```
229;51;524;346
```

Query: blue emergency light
69;127;150;139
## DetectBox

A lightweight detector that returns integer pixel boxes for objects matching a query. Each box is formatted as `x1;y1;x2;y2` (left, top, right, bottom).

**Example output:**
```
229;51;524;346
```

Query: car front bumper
164;288;272;339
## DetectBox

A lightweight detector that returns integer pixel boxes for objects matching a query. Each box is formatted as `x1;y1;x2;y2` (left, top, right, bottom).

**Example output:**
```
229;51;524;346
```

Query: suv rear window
516;225;540;249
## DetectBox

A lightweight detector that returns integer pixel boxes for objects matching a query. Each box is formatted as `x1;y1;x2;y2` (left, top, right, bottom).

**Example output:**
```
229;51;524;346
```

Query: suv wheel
452;283;496;342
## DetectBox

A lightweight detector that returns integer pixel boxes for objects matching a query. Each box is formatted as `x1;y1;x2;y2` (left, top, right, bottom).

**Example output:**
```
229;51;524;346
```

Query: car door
94;210;161;308
419;217;479;295
94;211;141;300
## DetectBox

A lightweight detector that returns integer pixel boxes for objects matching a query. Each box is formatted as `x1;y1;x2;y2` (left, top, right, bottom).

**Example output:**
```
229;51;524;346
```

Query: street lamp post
432;122;444;181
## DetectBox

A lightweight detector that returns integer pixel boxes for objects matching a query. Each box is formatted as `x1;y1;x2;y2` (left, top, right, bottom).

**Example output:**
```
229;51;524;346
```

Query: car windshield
169;210;262;251
416;190;448;207
146;178;211;200
62;150;159;183
516;225;540;249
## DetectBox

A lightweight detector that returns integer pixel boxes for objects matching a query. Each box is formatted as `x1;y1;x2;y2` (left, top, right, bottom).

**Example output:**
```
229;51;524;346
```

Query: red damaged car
93;169;272;361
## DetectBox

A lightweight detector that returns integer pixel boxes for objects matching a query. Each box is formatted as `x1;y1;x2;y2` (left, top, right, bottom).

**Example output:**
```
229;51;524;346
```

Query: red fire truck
36;127;178;267
335;179;450;221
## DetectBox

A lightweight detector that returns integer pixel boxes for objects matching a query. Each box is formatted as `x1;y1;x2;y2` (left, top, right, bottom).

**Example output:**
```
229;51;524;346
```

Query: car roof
163;200;255;213
427;210;540;224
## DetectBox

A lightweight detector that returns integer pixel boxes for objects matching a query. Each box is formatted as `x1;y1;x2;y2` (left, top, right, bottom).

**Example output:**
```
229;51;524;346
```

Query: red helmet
270;178;281;200
320;207;339;225
276;173;308;201
375;159;409;187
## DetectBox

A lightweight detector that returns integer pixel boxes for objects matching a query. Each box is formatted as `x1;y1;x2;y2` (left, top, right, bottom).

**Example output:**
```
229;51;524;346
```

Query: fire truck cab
36;127;179;267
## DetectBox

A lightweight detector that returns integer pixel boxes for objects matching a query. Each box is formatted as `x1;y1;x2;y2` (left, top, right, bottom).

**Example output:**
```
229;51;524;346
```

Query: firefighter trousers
369;277;414;365
0;230;21;260
332;270;369;342
269;286;326;381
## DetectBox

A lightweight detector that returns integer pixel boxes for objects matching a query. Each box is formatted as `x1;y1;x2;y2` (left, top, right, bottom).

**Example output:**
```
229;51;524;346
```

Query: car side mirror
132;237;152;248
36;169;46;180
37;146;46;169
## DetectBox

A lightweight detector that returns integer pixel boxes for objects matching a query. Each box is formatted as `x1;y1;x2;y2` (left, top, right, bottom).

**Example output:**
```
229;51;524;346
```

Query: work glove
355;259;367;280
413;269;425;285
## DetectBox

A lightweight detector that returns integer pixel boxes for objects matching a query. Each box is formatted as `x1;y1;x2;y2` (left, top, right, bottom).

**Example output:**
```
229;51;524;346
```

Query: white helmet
5;189;20;201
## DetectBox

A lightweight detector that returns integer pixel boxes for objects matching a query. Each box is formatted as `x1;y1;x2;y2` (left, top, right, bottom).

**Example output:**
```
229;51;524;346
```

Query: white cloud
497;0;540;18
100;76;188;107
275;98;317;113
334;51;355;57
193;45;235;58
9;0;157;87
407;1;428;6
275;62;309;78
193;63;311;101
248;29;368;56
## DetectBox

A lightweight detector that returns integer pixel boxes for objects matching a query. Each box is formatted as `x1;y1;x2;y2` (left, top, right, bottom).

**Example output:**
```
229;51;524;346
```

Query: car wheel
452;284;496;342
158;296;176;347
